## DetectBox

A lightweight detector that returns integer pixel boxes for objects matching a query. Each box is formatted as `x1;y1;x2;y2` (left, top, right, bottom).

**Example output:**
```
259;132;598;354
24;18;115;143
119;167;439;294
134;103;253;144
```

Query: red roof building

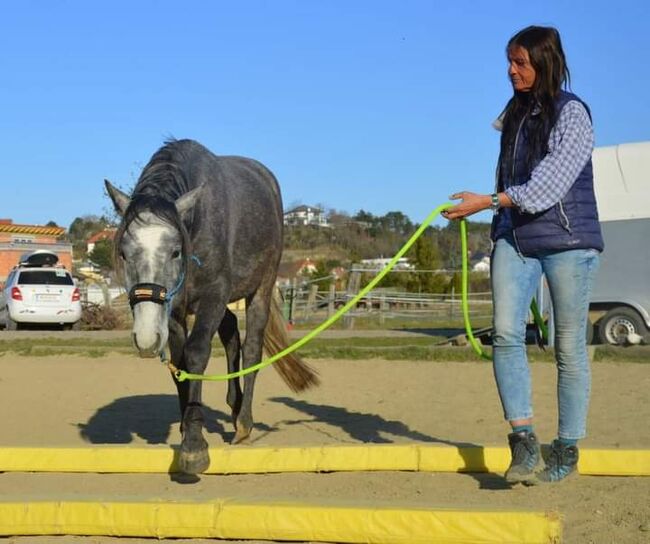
0;219;73;281
86;228;116;254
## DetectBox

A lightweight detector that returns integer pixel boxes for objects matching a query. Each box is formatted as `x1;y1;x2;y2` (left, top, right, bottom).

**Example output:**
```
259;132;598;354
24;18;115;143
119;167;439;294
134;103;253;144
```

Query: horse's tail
263;291;320;392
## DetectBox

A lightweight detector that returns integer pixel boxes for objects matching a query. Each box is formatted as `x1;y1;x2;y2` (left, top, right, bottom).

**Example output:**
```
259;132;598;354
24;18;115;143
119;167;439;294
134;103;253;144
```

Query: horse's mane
133;139;193;201
113;140;194;289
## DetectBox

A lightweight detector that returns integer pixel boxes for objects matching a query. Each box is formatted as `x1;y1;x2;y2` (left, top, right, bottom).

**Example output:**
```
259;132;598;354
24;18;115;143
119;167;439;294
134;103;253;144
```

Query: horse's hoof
178;438;210;474
232;426;251;444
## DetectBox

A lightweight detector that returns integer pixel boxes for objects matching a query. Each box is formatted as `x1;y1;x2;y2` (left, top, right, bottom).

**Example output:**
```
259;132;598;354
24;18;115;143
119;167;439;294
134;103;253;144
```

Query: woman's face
508;45;536;92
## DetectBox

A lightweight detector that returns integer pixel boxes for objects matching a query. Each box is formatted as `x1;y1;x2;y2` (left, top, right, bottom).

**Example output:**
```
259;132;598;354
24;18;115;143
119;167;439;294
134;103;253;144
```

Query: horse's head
105;180;202;359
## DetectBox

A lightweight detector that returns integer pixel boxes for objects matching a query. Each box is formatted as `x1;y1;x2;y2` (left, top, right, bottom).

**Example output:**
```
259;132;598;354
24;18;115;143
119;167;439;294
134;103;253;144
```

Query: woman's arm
443;100;593;220
505;100;594;213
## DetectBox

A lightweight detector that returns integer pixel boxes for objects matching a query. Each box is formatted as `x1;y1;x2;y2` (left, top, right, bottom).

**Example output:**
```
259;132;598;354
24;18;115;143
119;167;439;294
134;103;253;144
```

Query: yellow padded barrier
0;498;562;543
0;444;647;476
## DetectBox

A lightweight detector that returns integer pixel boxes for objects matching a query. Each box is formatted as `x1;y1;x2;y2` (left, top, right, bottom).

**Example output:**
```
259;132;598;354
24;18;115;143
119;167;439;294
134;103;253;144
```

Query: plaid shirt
504;100;594;214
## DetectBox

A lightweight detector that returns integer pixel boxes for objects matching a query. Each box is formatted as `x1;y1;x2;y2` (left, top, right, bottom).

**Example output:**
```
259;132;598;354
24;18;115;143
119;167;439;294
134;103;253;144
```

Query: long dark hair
499;26;571;183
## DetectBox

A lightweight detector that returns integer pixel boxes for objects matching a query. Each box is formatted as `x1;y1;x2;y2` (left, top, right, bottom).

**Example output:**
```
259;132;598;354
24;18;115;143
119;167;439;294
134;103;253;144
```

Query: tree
406;233;447;293
353;209;374;223
380;211;413;235
88;239;114;271
67;215;112;259
307;260;334;289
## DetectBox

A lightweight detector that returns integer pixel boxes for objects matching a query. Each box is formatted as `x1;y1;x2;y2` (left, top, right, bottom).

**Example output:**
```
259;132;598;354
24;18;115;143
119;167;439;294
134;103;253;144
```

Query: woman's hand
441;192;492;220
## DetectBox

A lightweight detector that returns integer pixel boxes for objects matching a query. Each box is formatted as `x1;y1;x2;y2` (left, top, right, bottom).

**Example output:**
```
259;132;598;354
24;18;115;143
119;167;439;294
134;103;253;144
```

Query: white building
284;205;328;227
359;257;413;270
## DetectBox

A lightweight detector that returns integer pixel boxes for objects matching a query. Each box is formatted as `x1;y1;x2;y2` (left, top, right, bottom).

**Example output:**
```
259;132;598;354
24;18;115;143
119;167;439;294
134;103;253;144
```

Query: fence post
343;270;360;330
304;284;318;319
327;283;336;317
289;278;296;325
449;285;455;319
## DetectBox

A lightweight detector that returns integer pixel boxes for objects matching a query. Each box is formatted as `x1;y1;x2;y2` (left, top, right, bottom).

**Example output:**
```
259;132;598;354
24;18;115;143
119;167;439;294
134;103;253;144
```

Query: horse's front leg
177;302;225;475
167;312;188;429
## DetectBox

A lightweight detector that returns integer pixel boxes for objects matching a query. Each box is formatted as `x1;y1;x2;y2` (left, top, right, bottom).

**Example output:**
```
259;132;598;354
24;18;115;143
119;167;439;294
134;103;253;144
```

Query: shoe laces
545;442;576;478
512;436;537;466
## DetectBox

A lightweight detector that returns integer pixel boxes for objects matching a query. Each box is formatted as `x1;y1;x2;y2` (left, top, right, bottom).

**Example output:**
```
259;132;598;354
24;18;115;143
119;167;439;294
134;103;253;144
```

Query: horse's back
164;141;284;294
214;154;282;213
164;140;281;214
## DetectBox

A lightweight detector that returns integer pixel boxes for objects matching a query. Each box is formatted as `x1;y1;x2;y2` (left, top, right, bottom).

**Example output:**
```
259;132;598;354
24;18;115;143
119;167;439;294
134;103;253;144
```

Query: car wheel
5;310;18;331
598;307;648;346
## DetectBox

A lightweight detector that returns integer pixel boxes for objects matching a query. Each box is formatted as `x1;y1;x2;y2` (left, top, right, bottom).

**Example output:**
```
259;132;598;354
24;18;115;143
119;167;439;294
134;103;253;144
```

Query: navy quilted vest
491;91;604;255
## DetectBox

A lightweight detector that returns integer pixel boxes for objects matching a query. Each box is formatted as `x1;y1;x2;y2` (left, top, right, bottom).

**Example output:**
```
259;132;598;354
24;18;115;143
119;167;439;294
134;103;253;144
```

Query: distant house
472;254;491;273
276;258;321;287
359;257;413;270
0;219;72;281
86;228;116;254
283;205;328;227
296;258;318;275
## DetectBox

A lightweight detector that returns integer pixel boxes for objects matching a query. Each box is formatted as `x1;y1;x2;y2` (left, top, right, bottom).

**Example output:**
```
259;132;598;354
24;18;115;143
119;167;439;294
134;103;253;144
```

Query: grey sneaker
536;440;579;483
505;431;543;485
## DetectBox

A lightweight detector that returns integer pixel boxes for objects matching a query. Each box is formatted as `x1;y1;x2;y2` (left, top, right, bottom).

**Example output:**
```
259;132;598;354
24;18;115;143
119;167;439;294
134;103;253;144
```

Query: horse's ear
104;179;131;216
175;184;204;218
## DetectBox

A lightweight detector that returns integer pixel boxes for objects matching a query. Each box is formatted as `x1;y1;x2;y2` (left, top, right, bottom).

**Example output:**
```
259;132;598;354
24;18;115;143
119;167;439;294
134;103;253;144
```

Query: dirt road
1;347;648;543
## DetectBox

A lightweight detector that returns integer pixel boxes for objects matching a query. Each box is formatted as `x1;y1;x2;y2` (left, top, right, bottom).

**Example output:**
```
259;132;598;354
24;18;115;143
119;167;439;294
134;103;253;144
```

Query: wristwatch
490;193;500;212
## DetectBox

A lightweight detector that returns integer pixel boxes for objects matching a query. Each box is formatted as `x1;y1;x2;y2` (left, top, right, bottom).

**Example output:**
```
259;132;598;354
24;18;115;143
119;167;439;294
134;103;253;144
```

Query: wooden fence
280;283;493;327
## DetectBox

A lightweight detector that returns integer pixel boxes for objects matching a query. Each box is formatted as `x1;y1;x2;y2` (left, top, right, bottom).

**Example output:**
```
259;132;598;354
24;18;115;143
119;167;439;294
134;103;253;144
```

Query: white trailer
590;140;650;344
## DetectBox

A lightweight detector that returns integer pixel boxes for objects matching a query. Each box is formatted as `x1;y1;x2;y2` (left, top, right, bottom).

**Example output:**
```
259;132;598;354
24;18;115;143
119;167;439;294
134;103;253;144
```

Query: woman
443;26;602;485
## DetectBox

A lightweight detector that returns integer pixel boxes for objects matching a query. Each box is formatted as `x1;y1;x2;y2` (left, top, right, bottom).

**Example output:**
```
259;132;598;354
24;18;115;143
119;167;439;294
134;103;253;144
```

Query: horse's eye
171;250;181;259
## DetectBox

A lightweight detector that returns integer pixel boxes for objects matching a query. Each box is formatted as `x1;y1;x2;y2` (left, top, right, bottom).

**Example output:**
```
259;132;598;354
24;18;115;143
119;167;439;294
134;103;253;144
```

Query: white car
0;250;82;330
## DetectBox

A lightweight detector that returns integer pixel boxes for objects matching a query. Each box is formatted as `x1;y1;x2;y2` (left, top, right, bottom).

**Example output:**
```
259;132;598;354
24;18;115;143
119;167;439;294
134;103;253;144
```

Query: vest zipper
510;115;527;258
558;200;572;233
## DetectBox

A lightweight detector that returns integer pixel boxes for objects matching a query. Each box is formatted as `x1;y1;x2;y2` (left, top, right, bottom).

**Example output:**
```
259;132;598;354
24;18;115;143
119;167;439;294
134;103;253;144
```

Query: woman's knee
493;317;526;347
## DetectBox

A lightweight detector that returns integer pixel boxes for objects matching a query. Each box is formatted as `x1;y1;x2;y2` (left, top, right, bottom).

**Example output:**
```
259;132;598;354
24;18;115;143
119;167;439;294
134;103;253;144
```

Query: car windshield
17;270;73;286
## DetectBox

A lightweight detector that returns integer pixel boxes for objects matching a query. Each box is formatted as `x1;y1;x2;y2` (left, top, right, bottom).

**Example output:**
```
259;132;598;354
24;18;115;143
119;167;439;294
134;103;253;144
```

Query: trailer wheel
599;307;647;346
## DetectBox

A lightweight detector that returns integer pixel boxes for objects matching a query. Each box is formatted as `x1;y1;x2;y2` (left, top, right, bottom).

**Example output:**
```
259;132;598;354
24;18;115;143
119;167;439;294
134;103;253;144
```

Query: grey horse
105;139;318;474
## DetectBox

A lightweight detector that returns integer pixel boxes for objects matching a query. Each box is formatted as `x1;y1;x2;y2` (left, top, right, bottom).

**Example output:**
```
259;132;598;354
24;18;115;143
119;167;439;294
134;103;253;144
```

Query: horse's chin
136;346;161;359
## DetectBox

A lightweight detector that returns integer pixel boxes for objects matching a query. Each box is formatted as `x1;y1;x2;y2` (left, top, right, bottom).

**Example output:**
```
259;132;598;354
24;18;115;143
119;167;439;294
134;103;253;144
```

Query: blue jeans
491;235;600;439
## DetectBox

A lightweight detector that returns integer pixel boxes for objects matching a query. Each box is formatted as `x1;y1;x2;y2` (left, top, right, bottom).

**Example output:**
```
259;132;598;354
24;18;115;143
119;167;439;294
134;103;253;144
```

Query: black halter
127;255;200;312
128;283;168;308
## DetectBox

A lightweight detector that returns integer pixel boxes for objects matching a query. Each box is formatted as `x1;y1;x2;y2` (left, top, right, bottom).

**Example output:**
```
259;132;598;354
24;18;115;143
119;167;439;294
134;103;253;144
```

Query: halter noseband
128;283;168;307
127;255;201;313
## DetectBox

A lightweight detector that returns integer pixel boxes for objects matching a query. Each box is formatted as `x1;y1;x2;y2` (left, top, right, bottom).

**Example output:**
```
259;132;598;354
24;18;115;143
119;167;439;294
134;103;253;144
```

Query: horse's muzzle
132;332;162;358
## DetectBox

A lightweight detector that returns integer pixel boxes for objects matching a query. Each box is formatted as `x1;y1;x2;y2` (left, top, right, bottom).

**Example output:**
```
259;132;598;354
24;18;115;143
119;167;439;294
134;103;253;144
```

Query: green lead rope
459;220;548;360
173;204;547;382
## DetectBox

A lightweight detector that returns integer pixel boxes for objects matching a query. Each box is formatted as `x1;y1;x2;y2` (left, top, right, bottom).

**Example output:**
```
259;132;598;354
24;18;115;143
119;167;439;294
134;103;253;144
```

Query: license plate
37;294;60;302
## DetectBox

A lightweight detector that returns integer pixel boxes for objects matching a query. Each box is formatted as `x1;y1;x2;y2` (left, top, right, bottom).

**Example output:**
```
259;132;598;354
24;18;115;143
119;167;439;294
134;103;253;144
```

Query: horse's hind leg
218;308;242;428
233;287;272;444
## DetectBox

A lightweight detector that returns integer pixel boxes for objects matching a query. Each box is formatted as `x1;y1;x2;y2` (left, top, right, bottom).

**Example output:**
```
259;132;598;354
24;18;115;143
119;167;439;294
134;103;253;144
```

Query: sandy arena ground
0;343;648;543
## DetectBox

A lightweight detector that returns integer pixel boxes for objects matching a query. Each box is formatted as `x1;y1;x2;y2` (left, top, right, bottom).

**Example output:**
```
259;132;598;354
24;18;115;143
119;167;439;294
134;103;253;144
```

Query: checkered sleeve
505;100;594;214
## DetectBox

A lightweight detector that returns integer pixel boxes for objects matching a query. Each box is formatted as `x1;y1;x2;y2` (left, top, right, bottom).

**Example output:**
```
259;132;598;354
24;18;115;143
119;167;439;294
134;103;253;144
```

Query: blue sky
1;0;648;229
